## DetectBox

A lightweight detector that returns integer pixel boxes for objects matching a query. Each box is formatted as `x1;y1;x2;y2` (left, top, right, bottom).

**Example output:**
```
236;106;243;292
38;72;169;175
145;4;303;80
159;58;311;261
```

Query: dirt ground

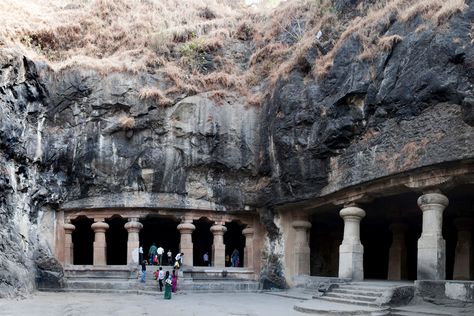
0;291;304;316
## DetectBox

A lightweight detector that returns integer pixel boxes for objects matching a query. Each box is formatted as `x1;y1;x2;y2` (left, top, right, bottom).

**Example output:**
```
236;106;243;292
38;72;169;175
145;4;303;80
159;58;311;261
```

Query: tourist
171;269;178;293
164;271;172;299
167;249;173;265
157;267;165;292
157;245;164;266
148;243;157;265
138;245;144;264
203;252;209;266
174;252;183;269
140;260;147;283
225;254;230;267
231;248;239;267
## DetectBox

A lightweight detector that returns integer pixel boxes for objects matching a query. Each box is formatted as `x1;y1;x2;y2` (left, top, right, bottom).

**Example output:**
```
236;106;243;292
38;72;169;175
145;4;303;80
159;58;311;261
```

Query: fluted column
292;220;312;275
339;206;366;281
177;218;195;266
210;223;227;267
124;218;143;265
453;217;473;280
91;220;109;266
388;222;407;280
242;227;255;269
64;223;75;265
417;192;449;280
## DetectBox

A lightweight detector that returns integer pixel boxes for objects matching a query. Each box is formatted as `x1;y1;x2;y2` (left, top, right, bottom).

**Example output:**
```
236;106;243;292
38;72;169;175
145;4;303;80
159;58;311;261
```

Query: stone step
331;288;383;297
336;285;388;293
317;295;380;307
324;292;378;302
294;299;389;315
179;281;260;292
66;279;134;290
64;277;260;293
390;307;455;316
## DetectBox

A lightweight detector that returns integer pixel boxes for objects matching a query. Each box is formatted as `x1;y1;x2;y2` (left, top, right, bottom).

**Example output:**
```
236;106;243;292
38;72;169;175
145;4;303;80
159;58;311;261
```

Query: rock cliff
1;0;473;296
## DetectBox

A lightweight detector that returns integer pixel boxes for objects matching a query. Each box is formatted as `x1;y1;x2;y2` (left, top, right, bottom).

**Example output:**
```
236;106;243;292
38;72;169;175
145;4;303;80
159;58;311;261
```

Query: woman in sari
164;271;172;299
171;269;178;293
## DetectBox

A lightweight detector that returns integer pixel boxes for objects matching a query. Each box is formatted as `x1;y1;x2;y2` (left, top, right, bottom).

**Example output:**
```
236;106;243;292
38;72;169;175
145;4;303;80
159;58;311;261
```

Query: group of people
154;267;178;299
139;243;175;266
139;244;185;300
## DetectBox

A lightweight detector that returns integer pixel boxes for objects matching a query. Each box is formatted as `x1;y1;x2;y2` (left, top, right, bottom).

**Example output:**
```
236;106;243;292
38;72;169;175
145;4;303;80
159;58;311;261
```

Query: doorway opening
105;216;127;265
71;216;94;265
193;217;213;266
224;221;245;267
140;215;180;265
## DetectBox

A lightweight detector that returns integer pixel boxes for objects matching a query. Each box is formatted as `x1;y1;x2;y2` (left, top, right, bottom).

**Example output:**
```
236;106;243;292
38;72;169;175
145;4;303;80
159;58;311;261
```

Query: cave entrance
193;217;213;266
310;208;343;277
361;193;420;281
71;216;94;265
105;216;128;265
139;215;180;265
224;221;245;267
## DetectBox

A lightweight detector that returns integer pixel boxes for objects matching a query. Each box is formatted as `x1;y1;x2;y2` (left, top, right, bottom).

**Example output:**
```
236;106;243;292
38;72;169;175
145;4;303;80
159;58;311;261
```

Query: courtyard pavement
0;291;304;316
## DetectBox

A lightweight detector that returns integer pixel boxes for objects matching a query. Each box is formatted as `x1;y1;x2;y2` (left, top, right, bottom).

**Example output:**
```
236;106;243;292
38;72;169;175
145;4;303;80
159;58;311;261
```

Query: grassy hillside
0;0;468;106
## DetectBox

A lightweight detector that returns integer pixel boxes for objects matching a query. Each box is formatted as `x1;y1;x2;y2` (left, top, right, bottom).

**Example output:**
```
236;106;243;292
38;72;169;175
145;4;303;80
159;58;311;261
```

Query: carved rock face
1;3;474;295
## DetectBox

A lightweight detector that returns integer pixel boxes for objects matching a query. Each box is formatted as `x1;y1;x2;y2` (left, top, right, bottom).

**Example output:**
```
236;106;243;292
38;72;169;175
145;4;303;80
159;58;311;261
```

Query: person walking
157;245;164;266
167;249;173;265
171;269;178;293
148;243;157;265
157;267;165;292
164;271;172;299
203;252;209;266
231;248;239;267
140;260;147;283
174;252;184;269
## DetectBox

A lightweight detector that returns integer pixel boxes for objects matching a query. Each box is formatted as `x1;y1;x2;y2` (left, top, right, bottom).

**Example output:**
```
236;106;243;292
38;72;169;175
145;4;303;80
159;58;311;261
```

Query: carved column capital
124;220;143;233
64;223;76;233
417;193;449;211
292;220;312;230
242;227;255;236
210;224;227;235
91;221;109;233
177;222;196;234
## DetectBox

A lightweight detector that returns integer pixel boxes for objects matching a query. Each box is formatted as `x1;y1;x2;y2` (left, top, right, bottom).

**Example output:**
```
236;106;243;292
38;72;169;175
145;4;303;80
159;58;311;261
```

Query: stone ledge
60;192;228;212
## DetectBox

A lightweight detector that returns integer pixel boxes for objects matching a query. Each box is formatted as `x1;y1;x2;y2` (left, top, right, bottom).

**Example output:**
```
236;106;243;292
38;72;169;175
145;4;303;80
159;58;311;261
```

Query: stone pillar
453;217;473;280
91;220;109;266
388;222;407;280
338;206;366;281
124;218;143;266
177;218;195;266
210;223;227;267
64;223;75;265
292;220;312;275
417;192;449;280
242;227;255;269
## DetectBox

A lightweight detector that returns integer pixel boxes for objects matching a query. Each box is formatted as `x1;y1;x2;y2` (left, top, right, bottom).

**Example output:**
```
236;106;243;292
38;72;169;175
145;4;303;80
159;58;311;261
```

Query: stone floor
0;291;472;316
0;291;304;316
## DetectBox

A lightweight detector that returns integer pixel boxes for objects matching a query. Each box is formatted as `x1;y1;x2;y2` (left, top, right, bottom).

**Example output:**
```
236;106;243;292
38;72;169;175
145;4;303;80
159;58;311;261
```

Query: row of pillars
63;217;255;268
294;192;473;281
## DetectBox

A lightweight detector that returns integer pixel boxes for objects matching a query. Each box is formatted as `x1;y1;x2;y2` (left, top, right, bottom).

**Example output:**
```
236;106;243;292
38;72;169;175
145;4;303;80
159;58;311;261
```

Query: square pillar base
339;243;364;281
417;237;446;280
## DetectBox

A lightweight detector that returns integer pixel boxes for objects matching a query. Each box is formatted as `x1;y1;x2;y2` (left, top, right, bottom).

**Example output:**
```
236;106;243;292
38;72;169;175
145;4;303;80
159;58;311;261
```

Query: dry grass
0;0;468;106
139;87;173;107
118;115;135;129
